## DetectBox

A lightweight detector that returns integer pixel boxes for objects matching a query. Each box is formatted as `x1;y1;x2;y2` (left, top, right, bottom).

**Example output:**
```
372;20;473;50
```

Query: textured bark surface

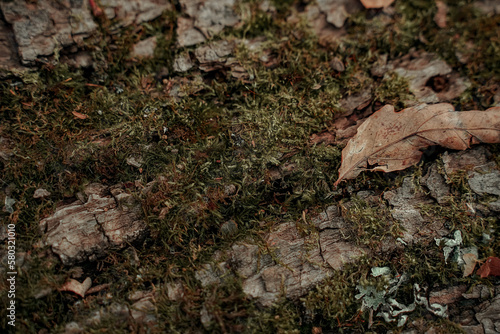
176;0;240;47
195;148;497;307
2;1;499;332
39;183;148;266
0;0;97;65
384;51;470;103
195;205;368;306
0;0;170;66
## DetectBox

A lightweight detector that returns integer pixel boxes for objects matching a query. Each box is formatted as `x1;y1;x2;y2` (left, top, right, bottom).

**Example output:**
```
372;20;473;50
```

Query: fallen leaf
462;253;477;277
89;0;103;17
72;111;88;119
59;277;92;297
86;283;111;295
360;0;395;9
476;257;500;278
310;132;336;146
334;103;500;186
434;1;448;28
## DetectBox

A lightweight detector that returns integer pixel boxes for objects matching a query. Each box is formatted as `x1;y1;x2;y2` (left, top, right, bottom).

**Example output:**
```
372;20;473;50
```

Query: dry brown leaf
462;253;477;277
72;111;88;119
310;132;336;146
59;277;92;297
476;257;500;278
86;283;111;295
89;0;103;17
434;1;448;28
334;103;500;187
360;0;395;9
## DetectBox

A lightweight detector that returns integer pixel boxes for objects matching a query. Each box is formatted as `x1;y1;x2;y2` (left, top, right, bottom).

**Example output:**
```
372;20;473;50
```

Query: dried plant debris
335;103;500;186
462;252;479;277
339;88;373;117
39;183;148;266
164;75;206;99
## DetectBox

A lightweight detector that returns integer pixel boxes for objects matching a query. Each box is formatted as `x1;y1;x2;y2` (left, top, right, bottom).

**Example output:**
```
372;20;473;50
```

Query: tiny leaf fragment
476;257;500;278
59;277;92;297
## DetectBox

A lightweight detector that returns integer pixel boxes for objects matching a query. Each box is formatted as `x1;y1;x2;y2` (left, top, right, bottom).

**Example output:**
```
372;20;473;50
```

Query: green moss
341;197;403;251
157;275;302;333
1;0;499;331
374;72;413;109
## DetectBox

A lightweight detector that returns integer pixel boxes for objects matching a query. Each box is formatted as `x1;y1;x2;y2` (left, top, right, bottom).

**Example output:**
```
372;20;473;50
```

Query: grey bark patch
468;166;500;196
100;0;172;27
39;183;148;266
195;262;229;287
194;40;235;71
176;17;206;47
0;137;14;161
474;0;500;15
442;146;491;175
384;178;447;245
173;53;194;72
195;207;367;306
487;199;500;212
1;0;97;64
177;0;240;47
0;20;25;72
386;51;470;103
0;0;170;66
166;281;185;301
316;0;363;28
475;295;500;334
33;188;51;199
131;36;157;59
463;285;495;300
421;164;451;204
340;88;373;116
429;285;467;305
